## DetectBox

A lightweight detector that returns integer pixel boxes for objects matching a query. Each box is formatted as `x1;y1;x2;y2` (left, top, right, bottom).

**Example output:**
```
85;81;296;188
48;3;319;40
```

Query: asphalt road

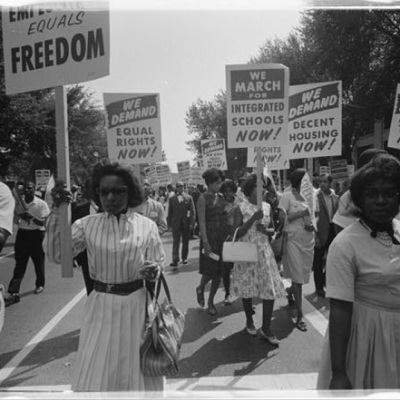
0;228;336;399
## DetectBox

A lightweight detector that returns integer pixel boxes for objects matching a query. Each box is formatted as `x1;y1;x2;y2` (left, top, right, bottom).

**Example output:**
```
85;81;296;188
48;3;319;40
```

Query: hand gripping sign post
226;63;289;209
2;3;110;277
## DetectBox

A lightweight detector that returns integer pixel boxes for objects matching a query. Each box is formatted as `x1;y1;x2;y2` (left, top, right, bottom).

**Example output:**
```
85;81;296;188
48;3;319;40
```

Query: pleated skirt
72;289;164;392
317;301;400;389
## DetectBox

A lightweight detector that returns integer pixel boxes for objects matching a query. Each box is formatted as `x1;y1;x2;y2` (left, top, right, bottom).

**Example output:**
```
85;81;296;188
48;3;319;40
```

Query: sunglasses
97;186;128;197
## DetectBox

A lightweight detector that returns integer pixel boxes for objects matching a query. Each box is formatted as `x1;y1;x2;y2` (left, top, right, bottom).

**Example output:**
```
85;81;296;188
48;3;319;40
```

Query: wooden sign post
55;86;73;277
256;147;263;211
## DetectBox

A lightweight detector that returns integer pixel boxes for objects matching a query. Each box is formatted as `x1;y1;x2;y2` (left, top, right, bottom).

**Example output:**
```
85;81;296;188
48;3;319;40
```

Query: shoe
5;293;20;307
316;289;326;298
207;305;217;316
34;286;44;294
224;295;232;306
170;262;178;268
196;286;205;308
258;329;280;345
245;324;257;336
181;260;188;265
295;319;308;332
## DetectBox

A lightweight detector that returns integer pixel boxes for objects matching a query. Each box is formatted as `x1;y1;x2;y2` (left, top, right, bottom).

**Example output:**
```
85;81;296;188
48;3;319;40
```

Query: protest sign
300;172;317;229
2;2;110;95
190;166;204;186
330;159;349;181
247;146;289;170
388;84;400;149
201;139;227;170
177;161;191;184
156;164;172;186
226;64;289;149
319;166;331;175
35;169;51;190
104;93;162;165
288;81;342;159
144;164;159;186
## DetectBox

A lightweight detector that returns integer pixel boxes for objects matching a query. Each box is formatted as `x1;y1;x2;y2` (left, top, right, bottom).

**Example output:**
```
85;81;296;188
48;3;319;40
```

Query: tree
185;92;247;179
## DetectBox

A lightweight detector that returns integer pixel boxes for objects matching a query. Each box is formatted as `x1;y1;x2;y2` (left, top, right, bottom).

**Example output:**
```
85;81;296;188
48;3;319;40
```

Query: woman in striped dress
44;163;166;392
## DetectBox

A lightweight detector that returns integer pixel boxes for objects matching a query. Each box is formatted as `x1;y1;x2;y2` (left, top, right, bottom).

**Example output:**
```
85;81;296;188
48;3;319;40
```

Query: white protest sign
35;169;51;190
300;172;317;229
247;146;289;170
288;81;342;159
177;161;191;184
226;63;289;149
190;166;204;185
156;164;172;186
330;159;349;182
104;93;162;165
2;2;110;95
144;164;159;186
319;166;331;175
388;84;400;149
201;138;227;170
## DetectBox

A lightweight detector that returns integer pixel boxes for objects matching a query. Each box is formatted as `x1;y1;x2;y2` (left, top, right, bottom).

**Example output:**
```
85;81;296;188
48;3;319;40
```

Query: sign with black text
2;2;110;95
247;146;289;170
201;138;227;170
226;64;289;149
288;81;342;159
177;161;191;184
104;93;162;164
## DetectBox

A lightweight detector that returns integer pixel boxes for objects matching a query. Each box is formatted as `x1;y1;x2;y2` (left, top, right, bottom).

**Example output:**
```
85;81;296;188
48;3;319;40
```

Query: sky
81;1;304;172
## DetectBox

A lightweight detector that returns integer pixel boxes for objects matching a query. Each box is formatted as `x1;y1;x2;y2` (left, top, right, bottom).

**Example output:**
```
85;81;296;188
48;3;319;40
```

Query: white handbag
222;228;258;263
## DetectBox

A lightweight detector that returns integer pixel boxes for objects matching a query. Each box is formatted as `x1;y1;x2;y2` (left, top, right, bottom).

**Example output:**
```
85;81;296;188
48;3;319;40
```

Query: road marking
0;288;86;385
0;251;14;260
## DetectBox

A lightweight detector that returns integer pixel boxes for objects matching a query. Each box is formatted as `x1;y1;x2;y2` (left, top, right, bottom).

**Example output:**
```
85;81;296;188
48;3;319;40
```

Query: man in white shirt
5;181;50;306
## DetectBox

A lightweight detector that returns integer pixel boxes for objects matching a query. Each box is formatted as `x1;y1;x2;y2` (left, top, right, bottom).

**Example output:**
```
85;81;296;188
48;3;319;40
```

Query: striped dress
44;208;166;392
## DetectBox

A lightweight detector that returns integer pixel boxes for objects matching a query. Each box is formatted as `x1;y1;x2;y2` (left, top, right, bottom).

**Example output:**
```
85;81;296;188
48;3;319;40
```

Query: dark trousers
8;229;45;294
172;224;190;263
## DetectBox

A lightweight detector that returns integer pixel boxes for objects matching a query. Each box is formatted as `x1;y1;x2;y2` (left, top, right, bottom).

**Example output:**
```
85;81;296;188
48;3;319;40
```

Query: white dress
45;208;165;392
231;200;285;300
317;219;400;389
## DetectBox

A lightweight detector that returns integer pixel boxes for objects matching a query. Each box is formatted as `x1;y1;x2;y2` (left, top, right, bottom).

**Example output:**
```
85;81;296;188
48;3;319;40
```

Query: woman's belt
93;279;144;295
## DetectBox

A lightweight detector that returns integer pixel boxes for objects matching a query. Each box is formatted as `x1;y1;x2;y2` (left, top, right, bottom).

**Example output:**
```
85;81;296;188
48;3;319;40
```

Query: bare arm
0;228;10;253
329;298;353;389
197;196;211;253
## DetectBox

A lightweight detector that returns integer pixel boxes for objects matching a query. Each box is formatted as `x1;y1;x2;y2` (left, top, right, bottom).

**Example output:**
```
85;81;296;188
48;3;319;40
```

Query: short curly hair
350;154;400;212
289;168;307;188
202;168;225;186
220;179;237;194
242;174;257;197
92;162;144;208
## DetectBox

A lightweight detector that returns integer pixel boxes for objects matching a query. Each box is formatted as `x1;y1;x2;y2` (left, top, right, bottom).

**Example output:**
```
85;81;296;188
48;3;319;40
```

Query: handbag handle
227;228;240;243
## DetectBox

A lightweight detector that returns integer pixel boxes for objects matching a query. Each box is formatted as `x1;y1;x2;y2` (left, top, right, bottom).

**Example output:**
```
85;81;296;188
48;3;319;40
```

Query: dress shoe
181;260;188;265
5;293;20;307
34;286;44;294
316;289;326;298
245;324;257;336
258;329;280;345
169;262;178;268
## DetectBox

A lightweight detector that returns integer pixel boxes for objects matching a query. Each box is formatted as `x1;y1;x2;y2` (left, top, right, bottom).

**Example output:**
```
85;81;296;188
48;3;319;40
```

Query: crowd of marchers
1;148;400;391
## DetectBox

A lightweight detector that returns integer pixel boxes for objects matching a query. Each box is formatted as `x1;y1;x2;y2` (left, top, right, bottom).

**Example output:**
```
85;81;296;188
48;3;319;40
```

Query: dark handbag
140;273;185;377
270;230;287;261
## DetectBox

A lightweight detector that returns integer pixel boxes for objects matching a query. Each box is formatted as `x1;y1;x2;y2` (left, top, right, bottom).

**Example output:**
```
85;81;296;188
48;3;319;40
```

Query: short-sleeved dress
45;208;166;392
198;192;227;278
278;189;315;284
231;199;286;300
317;219;400;389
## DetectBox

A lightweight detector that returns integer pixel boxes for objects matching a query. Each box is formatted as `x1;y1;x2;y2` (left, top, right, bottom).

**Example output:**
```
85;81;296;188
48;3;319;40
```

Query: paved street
0;228;333;398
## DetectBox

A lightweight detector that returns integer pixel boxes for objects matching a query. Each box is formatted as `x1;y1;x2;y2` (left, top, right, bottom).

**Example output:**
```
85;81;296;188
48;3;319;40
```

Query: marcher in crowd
167;181;195;268
312;174;339;298
317;154;400;389
5;181;50;306
278;169;315;332
231;174;285;344
196;168;226;316
332;148;388;234
71;178;99;296
44;163;166;391
220;179;239;305
134;179;168;236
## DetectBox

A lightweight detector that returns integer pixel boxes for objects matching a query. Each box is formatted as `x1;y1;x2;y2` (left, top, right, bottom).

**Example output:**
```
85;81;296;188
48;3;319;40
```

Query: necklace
359;220;394;247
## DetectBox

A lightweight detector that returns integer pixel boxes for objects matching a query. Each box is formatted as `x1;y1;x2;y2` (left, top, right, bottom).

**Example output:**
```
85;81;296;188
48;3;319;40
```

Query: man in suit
312;174;339;297
167;182;195;268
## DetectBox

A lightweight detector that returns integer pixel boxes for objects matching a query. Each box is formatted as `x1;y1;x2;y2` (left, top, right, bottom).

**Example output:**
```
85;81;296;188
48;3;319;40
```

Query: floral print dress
231;199;286;300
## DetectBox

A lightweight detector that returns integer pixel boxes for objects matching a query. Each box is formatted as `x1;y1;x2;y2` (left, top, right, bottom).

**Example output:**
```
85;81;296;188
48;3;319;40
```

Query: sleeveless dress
231;199;285;300
317;219;400;389
198;192;227;278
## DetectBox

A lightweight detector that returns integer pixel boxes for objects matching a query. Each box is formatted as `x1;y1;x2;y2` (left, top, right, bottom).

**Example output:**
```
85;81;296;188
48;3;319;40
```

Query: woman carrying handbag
230;174;286;345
